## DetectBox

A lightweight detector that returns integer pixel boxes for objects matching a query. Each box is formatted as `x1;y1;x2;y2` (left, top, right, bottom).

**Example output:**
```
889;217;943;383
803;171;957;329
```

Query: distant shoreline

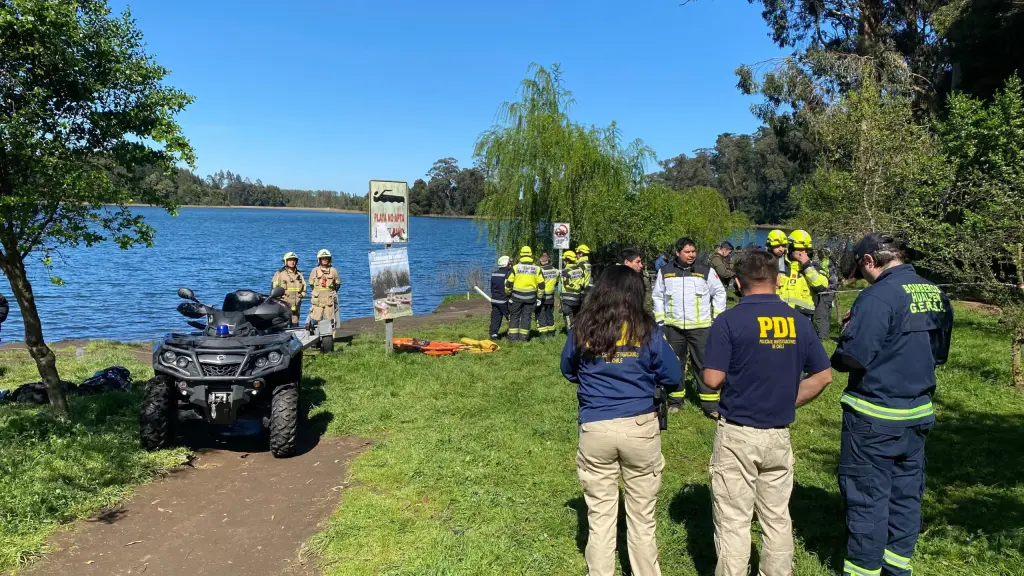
119;204;477;219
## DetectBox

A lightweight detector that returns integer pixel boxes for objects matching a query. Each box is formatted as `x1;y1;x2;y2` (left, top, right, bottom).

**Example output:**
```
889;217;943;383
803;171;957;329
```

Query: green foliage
0;0;194;261
791;73;948;242
0;343;188;571
652;128;804;224
910;75;1024;287
408;158;486;216
473;64;656;254
139;168;368;211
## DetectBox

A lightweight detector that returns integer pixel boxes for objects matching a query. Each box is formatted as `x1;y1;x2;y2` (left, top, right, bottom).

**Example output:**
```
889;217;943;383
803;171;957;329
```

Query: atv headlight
255;356;268;368
175;357;190;369
268;351;282;364
161;351;177;364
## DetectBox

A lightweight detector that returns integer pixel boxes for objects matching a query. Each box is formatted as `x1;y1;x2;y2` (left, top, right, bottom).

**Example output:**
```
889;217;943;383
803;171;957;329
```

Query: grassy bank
0;344;189;572
303;302;1024;575
2;301;1022;575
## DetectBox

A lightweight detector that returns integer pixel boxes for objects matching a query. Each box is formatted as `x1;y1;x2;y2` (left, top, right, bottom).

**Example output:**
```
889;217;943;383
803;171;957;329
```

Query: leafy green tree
910;76;1024;386
473;64;654;254
651;129;802;224
651;150;715;191
791;73;948;242
0;0;194;418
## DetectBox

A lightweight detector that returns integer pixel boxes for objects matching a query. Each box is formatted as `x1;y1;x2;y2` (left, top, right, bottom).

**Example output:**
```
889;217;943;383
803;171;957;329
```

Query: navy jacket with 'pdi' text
832;264;954;426
561;324;682;425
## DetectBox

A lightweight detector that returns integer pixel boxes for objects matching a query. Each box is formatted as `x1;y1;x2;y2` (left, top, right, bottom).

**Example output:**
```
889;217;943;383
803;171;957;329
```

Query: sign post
385;243;393;355
369;180;411;353
553;222;571;280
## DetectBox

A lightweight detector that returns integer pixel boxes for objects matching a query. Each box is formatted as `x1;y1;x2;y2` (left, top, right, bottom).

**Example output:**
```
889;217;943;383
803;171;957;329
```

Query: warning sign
369;180;409;244
553;222;570;250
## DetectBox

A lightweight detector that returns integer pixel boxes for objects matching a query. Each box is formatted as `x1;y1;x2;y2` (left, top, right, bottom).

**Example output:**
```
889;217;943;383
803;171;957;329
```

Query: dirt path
21;436;371;576
10;299;490;576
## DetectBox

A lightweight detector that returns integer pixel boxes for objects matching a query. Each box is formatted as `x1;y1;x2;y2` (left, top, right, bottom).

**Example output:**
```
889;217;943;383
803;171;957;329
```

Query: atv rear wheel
320;334;334;354
140;375;176;450
269;359;301;458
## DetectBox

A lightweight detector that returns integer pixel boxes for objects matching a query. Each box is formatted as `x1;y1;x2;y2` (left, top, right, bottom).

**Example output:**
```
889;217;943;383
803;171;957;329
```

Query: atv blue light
216;324;230;337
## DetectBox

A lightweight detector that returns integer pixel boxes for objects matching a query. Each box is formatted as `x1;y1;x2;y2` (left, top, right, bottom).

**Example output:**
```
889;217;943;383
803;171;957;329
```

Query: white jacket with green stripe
652;259;727;329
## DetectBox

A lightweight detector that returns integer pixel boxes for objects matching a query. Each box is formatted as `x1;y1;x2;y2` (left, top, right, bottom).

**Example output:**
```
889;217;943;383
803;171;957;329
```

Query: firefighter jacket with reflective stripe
272;267;307;311
820;256;839;291
832;264;953;426
777;256;828;314
309;266;341;307
652;259;726;329
579;257;594;292
541;264;559;302
505;258;545;303
490;266;511;303
561;265;585;304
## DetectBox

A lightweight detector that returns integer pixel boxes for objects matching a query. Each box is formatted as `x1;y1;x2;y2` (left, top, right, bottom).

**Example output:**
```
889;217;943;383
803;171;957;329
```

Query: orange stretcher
392;338;500;356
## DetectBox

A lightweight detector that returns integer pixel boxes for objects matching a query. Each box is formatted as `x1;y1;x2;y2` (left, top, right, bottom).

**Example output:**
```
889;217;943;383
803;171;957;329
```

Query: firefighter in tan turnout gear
272;252;307;327
308;249;341;325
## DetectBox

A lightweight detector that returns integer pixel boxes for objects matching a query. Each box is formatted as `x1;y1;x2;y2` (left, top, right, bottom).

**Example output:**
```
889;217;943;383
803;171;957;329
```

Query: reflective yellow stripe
695;295;700;321
286;288;302;292
884;550;911;569
841;394;934;421
668;390;685;399
699;393;720;402
664;318;712;329
654;312;665;322
843;560;881;576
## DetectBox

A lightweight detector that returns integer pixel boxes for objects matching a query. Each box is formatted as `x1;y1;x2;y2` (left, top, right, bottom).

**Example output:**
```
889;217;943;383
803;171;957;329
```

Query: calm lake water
1;208;495;343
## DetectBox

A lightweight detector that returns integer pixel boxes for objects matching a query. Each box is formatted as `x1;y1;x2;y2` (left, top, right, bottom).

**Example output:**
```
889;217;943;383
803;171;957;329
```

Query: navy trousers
489;302;509;338
838;411;930;576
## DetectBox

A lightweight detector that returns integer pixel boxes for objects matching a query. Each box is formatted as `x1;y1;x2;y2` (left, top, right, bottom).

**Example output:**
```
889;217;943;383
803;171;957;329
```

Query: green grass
301;301;1024;575
0;343;189;572
2;300;1022;575
438;291;487;306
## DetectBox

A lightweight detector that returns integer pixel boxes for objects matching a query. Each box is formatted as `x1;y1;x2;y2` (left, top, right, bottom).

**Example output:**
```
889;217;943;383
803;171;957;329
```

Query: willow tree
0;0;194;418
473;64;653;254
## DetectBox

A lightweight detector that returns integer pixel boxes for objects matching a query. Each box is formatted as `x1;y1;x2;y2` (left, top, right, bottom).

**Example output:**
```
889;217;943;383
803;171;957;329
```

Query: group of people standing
488;244;594;341
269;249;341;327
559;231;954;576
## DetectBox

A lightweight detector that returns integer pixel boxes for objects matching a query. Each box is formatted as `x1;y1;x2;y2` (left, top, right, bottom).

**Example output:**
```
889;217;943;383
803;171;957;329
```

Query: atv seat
223;290;264;313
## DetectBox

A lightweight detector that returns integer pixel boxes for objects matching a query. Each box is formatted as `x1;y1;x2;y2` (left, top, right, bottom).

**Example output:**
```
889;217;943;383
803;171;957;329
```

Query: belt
720;417;788;430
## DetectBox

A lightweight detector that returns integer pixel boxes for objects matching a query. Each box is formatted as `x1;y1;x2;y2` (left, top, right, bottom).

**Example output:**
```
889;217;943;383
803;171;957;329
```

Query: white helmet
497;255;510;267
317;249;332;260
282;251;298;263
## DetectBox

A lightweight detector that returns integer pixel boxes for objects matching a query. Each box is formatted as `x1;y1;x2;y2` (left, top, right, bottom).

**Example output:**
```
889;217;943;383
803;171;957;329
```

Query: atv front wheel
269;381;299;458
140;375;176;451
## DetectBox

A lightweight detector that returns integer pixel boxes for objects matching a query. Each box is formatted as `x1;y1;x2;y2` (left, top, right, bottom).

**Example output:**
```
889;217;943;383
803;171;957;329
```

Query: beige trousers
577;412;664;576
710;420;795;576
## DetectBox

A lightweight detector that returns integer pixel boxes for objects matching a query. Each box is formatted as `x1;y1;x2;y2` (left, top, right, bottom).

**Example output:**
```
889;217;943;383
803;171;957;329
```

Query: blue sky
114;0;788;195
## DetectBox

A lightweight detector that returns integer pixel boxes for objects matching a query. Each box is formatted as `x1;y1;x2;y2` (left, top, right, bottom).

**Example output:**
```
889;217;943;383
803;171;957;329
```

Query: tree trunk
1;252;69;418
858;0;883;57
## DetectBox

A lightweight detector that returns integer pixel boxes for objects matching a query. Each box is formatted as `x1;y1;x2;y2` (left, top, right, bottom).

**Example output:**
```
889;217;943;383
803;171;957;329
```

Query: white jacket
652;259;727;329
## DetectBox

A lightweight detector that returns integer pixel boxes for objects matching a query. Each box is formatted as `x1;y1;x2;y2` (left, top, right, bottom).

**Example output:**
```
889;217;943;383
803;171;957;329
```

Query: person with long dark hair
561;266;682;576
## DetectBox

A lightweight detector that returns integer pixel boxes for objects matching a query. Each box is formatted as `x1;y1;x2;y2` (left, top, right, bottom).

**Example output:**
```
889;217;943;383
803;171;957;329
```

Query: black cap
846;232;920;279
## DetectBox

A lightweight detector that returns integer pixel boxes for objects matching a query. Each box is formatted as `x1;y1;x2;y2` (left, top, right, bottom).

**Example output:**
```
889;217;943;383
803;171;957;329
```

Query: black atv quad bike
140;287;304;458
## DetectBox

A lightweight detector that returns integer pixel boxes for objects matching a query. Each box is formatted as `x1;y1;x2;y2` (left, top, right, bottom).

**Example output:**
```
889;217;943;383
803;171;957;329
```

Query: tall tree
0;0;194;418
651;150;715;191
474;64;653;254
